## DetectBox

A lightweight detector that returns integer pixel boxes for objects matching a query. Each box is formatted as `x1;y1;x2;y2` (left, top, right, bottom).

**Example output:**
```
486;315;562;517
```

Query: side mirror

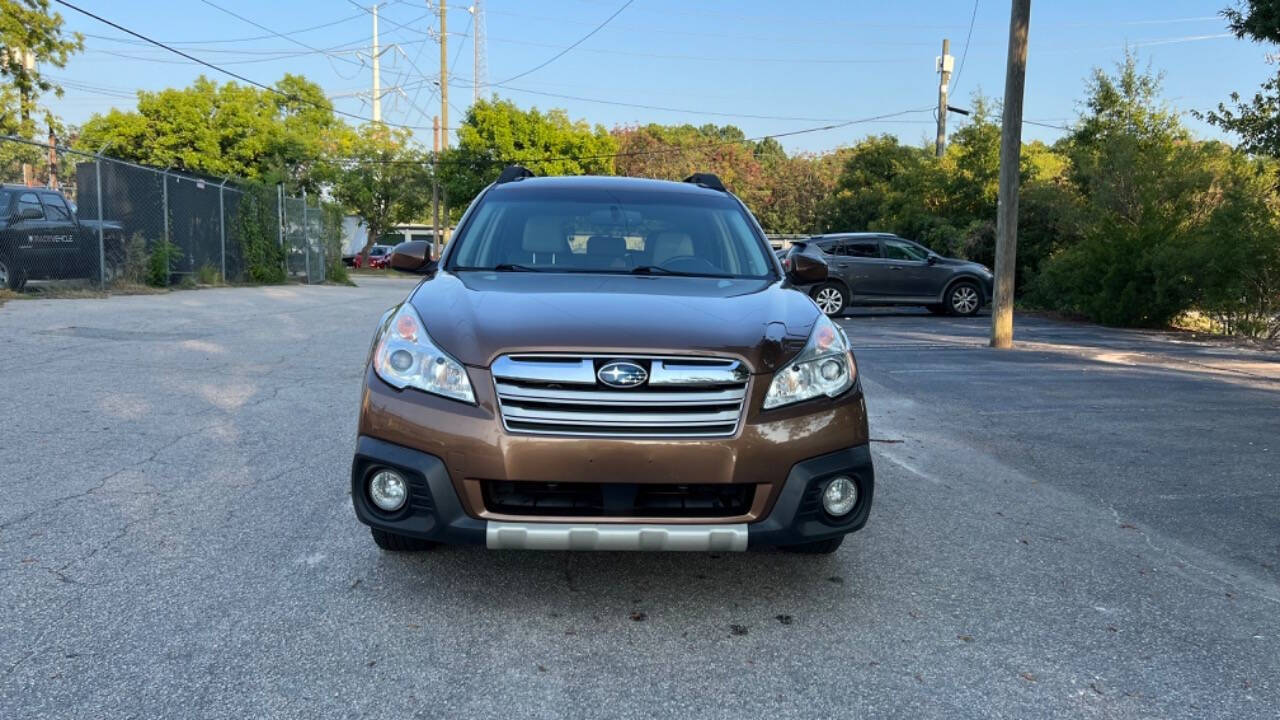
389;240;436;274
926;254;938;265
788;251;828;284
17;207;42;221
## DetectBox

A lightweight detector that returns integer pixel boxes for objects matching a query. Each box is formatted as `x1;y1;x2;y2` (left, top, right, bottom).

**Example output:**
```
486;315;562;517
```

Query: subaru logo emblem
598;361;648;388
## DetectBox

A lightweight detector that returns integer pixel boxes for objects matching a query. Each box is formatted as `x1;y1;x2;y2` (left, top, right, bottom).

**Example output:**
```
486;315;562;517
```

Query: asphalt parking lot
2;278;1278;719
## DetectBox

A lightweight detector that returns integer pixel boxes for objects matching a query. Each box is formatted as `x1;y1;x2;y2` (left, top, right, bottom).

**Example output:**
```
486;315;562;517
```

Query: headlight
373;303;476;403
763;315;856;409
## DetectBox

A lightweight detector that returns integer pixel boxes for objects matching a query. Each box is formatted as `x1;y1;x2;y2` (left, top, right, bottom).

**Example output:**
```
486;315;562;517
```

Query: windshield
448;186;774;278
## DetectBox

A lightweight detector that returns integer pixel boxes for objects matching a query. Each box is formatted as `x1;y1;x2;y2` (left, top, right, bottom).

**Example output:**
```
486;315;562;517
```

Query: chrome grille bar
492;354;748;438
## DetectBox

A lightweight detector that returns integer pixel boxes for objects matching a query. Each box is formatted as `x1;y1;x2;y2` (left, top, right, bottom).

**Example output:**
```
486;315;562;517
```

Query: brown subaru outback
351;168;874;554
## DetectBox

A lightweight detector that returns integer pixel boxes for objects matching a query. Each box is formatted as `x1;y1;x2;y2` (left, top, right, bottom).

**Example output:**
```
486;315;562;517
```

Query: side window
41;194;72;222
883;240;927;261
819;241;843;256
846;240;881;258
17;193;44;220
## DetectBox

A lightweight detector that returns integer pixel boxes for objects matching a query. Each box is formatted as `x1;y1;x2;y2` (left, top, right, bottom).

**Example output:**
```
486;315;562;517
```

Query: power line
53;0;436;131
492;0;633;86
78;11;368;46
198;0;362;66
950;0;979;95
487;84;859;123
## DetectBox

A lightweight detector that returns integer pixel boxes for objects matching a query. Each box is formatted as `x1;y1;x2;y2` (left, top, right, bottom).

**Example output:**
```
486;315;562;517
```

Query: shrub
146;238;177;287
195;264;221;285
118;232;150;286
233;183;286;284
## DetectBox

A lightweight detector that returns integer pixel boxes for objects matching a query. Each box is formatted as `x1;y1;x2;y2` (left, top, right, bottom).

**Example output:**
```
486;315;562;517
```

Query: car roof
811;232;896;240
486;174;730;199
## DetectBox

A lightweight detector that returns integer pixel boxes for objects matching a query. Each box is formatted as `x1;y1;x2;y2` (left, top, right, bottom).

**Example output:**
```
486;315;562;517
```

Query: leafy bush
233;183;286;284
146;238;177;287
195;264;221;285
319;202;351;284
118;232;150;286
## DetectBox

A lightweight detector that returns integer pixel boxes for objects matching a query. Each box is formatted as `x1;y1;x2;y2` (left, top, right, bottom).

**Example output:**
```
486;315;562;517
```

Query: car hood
408;271;821;372
935;256;990;273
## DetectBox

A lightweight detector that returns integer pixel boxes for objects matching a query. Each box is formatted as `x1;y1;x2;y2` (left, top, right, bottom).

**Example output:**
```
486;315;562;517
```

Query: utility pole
47;127;58;189
432;115;441;261
371;3;382;123
472;0;486;103
935;38;952;158
439;1;449;149
989;0;1031;349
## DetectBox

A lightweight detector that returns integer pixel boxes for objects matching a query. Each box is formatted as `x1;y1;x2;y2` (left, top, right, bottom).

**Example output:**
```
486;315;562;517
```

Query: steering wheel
658;255;721;274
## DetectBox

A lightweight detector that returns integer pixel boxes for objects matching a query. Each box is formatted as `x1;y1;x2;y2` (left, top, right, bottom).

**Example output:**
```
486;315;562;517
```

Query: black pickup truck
0;184;125;290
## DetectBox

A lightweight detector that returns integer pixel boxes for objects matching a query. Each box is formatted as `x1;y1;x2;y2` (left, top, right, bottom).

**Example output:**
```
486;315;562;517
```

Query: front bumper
350;436;874;550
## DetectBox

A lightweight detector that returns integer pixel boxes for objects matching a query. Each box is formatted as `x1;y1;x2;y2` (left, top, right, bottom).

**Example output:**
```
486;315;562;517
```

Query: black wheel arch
940;274;985;305
811;276;852;299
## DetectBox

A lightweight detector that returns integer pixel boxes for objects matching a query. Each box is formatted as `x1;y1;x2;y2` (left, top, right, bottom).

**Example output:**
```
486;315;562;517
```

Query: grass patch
195;264;223;286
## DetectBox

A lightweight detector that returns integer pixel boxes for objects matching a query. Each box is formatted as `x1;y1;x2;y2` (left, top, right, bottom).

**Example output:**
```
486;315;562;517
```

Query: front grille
482;480;756;518
492;354;749;438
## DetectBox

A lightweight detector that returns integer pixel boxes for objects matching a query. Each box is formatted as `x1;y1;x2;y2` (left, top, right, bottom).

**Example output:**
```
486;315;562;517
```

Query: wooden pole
989;0;1031;349
935;38;951;158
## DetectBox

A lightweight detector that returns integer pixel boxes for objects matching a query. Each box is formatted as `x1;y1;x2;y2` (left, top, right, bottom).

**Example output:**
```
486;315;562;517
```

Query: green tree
751;151;844;234
1223;0;1280;42
1032;54;1260;327
332;124;430;265
0;0;83;137
612;123;762;203
442;98;618;211
75;75;347;190
1200;1;1280;155
819;135;940;238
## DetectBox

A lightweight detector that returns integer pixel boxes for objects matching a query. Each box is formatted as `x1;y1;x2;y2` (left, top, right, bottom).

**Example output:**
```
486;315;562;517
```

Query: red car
352;245;394;269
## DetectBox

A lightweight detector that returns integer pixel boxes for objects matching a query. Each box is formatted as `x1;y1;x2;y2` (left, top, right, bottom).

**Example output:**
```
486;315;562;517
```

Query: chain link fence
1;135;338;291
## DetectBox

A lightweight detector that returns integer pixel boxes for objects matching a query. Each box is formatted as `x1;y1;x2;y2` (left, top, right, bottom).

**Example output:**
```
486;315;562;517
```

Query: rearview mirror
389;240;436;274
787;251;828;284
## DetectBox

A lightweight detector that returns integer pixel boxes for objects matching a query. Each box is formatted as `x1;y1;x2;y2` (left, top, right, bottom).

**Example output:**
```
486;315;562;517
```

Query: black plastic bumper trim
351;436;486;545
746;444;875;548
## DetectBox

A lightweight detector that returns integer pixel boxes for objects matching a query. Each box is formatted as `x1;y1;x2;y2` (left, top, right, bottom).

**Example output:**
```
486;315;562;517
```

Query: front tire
0;254;26;291
946;281;982;316
784;536;845;554
370;528;436;552
811;282;848;317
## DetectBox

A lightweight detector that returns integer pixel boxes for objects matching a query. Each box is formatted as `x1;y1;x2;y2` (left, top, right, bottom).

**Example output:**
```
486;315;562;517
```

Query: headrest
522;217;567;253
651;232;693;261
587;235;626;256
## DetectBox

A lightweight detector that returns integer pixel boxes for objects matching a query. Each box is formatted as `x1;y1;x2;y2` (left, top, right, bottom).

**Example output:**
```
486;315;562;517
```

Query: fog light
822;476;858;517
368;470;407;512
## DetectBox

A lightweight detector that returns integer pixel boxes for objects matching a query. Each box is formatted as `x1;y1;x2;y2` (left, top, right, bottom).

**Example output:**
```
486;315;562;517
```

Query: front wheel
946;282;982;316
0;254;26;291
811;282;847;317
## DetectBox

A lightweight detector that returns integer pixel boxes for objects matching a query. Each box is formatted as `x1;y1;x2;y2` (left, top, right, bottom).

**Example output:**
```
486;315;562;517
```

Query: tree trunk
358;223;380;267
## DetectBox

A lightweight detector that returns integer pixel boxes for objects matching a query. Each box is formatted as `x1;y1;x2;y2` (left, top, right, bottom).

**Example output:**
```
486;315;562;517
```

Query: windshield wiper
630;265;727;278
490;263;543;272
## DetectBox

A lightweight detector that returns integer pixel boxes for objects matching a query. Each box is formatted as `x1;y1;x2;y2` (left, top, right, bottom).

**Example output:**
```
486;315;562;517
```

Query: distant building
341;217;450;255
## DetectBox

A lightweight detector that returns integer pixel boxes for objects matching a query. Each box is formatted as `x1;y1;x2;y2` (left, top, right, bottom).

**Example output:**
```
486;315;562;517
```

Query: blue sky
44;0;1275;153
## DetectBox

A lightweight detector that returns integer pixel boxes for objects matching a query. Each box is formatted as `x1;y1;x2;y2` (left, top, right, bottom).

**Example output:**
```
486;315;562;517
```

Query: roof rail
496;165;535;184
682;173;726;192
